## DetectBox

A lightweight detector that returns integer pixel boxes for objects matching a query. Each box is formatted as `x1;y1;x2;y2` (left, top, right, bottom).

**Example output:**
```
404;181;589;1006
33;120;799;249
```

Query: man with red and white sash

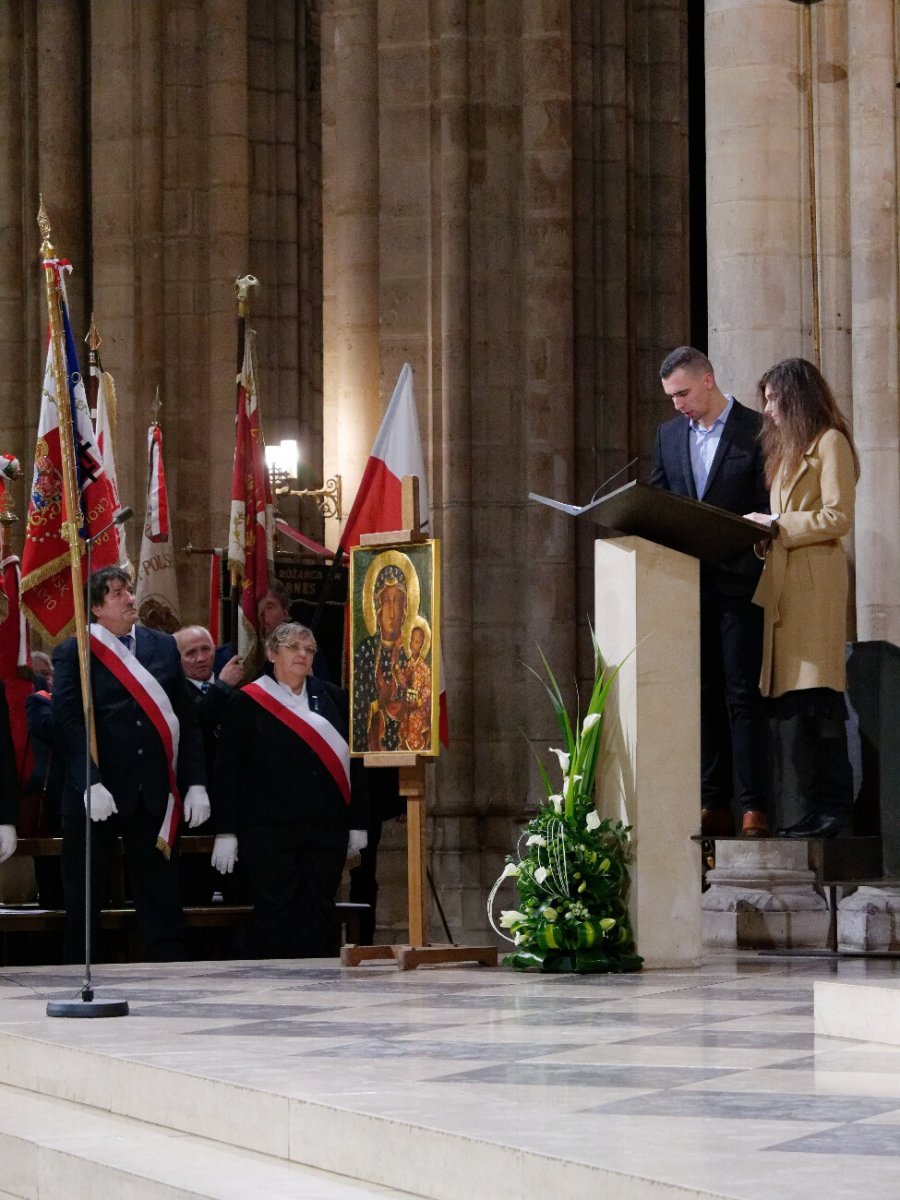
52;566;208;962
212;622;368;958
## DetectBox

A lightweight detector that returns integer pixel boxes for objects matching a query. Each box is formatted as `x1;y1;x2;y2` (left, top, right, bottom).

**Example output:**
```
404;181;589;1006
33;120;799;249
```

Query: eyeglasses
278;641;315;654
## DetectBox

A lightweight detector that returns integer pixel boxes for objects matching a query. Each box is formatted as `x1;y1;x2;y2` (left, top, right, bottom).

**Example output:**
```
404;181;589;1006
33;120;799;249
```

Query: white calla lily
499;909;527;928
526;834;546;847
549;747;570;774
586;810;601;831
549;794;563;813
582;712;601;734
534;866;549;884
501;862;521;879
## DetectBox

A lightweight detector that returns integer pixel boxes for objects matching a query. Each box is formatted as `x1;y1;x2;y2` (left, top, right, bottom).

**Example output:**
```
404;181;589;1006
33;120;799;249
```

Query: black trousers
240;822;348;959
700;591;769;815
62;795;188;964
770;688;854;829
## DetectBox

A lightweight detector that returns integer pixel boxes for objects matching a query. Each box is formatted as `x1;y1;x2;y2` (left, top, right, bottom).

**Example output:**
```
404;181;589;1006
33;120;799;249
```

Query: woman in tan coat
745;358;859;838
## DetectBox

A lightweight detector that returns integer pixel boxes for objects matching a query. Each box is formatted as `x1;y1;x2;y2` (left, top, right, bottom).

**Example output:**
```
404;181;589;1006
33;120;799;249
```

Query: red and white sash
89;623;183;856
243;675;351;805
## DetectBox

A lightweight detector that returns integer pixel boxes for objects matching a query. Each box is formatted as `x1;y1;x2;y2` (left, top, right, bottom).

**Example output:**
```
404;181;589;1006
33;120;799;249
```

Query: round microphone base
46;997;129;1018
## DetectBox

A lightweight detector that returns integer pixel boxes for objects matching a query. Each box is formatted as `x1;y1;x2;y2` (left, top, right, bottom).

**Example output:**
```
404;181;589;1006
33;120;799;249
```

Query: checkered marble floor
1;952;900;1199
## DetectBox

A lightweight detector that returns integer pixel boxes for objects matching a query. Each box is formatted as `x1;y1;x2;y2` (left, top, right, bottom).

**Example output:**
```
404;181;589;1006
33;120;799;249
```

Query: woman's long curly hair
757;358;859;488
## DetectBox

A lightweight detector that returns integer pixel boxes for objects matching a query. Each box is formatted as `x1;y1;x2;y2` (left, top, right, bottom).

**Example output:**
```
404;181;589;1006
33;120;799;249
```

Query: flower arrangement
488;631;642;974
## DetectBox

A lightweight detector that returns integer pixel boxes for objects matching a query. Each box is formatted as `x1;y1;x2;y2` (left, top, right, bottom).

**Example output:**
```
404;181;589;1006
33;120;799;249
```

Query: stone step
0;1020;701;1200
0;1080;419;1200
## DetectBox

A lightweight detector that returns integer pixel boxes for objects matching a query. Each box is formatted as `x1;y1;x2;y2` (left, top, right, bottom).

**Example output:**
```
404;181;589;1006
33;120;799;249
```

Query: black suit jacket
52;626;206;821
0;681;18;826
185;677;235;784
650;400;769;596
214;674;368;835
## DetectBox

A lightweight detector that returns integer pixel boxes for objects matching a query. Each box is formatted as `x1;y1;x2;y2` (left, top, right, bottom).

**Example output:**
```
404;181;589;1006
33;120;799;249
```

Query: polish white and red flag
135;422;180;632
92;357;129;570
340;363;449;746
228;328;274;664
20;267;119;645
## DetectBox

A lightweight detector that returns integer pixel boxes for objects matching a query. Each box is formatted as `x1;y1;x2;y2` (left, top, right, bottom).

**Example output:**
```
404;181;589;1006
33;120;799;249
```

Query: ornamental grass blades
488;630;642;974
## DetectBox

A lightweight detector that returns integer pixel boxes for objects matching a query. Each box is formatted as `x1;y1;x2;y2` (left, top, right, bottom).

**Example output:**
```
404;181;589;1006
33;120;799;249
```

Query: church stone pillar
434;0;474;807
321;0;380;544
90;0;159;524
0;5;29;470
36;0;87;338
205;0;250;532
520;0;576;737
705;0;809;395
847;0;899;645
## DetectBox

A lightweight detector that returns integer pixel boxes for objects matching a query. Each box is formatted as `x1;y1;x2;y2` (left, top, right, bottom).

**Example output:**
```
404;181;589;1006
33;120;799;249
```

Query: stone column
90;0;156;526
0;4;29;471
520;1;576;734
321;0;380;548
36;0;87;337
205;0;250;546
434;0;474;808
705;0;809;395
847;0;900;645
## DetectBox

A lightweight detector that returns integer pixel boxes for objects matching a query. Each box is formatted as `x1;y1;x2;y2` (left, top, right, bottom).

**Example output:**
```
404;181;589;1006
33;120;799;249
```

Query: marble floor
1;952;899;1199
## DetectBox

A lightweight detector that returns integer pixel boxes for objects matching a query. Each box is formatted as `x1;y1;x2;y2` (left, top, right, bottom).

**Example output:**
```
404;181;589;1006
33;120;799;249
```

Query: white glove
211;833;238;874
183;785;211;828
347;829;368;855
0;824;17;863
85;782;117;821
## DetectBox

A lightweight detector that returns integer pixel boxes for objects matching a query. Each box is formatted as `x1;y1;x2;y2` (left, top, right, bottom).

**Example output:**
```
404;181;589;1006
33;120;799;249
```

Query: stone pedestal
838;886;900;953
595;535;701;968
702;840;829;949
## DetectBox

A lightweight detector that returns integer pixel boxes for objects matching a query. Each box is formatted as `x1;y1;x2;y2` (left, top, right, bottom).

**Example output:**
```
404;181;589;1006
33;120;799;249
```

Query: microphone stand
47;507;133;1019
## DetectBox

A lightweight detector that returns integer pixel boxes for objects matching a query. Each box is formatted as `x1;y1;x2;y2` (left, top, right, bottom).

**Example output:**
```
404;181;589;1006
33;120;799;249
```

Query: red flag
20;268;120;645
341;363;448;746
92;356;129;570
228;328;274;663
0;552;33;787
274;515;333;558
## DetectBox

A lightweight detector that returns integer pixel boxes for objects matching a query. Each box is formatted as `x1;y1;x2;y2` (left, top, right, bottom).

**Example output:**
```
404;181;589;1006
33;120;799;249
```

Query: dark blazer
214;674;368;835
651;399;769;595
52;626;206;820
185;677;235;784
0;681;18;826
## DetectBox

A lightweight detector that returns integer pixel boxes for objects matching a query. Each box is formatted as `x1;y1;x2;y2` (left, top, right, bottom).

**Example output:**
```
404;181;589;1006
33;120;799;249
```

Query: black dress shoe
776;812;817;836
779;813;843;839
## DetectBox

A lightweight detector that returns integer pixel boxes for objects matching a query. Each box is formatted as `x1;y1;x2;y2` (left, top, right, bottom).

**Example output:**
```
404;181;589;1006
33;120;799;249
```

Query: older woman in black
212;623;368;957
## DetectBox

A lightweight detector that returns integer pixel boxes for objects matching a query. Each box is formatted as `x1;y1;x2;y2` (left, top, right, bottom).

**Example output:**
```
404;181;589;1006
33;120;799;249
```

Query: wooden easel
340;476;497;972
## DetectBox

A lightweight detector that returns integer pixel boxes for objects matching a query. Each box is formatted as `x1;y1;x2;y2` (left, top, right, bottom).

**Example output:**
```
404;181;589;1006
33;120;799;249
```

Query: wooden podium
531;481;772;968
341;478;497;971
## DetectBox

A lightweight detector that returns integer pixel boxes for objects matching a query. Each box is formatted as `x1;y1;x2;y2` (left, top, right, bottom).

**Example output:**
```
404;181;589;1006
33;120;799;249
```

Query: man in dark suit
174;624;244;905
53;566;209;962
651;346;770;837
0;680;18;863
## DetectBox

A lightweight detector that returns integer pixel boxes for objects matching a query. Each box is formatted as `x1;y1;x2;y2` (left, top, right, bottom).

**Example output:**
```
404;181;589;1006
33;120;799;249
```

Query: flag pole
230;275;258;650
39;200;128;1019
85;314;119;446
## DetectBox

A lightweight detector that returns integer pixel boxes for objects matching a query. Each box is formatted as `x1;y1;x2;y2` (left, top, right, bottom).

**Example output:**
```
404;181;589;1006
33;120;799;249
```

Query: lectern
531;481;772;968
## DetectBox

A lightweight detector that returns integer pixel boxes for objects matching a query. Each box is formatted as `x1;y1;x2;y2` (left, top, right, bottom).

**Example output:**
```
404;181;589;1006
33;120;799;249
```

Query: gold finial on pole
151;384;162;426
37;195;52;255
85;312;102;353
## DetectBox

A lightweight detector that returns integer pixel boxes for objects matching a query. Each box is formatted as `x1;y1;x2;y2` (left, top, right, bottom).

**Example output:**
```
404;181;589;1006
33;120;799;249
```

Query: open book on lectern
529;479;773;564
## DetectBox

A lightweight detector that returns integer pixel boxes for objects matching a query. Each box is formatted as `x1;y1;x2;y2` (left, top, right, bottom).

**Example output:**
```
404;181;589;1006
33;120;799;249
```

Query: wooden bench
1;836;370;965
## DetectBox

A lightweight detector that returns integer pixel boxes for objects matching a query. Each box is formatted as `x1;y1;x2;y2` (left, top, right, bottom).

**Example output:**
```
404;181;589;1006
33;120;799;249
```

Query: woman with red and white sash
212;622;368;958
